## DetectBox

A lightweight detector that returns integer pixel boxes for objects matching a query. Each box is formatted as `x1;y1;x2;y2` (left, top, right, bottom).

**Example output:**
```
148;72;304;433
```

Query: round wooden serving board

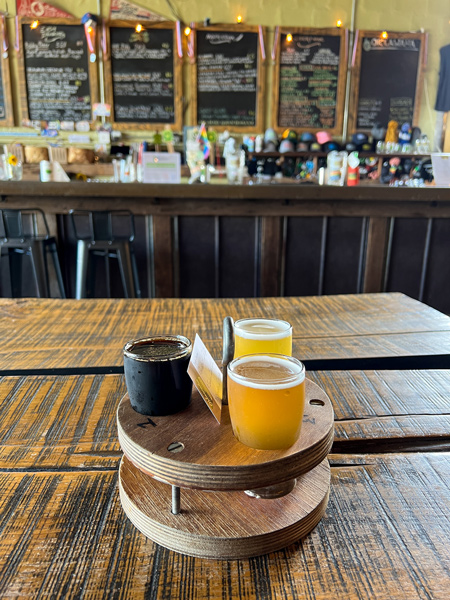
119;454;331;559
117;378;334;491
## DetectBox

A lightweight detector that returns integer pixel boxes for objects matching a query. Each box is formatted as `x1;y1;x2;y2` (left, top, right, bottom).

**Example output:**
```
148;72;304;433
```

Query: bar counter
1;181;450;311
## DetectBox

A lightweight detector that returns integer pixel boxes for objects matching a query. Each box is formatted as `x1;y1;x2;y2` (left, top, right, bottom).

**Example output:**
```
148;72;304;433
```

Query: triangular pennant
109;0;171;21
16;0;74;18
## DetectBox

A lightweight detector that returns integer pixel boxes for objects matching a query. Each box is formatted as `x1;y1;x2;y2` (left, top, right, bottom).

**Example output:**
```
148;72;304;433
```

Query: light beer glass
233;318;292;358
227;354;305;450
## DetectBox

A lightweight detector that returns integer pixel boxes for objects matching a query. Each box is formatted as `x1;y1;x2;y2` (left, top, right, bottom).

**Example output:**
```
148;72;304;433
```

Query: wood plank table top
1;293;450;597
0;293;450;373
1;451;449;599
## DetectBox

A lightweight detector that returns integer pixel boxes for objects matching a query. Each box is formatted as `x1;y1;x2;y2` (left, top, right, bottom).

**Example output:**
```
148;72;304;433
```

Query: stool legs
7;249;23;297
29;241;49;298
116;243;136;298
75;240;89;299
45;239;66;298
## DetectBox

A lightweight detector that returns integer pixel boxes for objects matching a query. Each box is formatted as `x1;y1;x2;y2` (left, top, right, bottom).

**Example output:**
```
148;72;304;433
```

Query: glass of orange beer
233;318;292;358
227;353;305;450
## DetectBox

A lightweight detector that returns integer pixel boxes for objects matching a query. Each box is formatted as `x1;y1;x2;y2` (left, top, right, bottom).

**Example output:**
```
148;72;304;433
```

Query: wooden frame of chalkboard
104;21;182;130
17;18;98;124
272;27;348;135
0;17;14;127
348;30;427;134
191;24;265;133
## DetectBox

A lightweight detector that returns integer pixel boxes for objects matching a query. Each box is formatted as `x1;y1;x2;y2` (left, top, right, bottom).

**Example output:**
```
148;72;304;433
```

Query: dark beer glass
123;335;192;416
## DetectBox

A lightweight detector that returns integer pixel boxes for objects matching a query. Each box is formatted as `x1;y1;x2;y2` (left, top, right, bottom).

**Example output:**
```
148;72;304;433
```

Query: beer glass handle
222;316;234;405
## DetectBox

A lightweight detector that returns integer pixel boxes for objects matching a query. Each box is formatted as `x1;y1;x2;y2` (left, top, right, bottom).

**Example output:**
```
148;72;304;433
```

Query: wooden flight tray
117;378;334;559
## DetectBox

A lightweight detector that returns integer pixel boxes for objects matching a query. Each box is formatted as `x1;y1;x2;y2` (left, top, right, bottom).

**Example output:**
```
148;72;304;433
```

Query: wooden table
1;292;450;373
0;294;449;598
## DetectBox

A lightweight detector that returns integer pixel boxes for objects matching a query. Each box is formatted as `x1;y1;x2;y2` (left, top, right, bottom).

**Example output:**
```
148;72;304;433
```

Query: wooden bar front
1;182;450;314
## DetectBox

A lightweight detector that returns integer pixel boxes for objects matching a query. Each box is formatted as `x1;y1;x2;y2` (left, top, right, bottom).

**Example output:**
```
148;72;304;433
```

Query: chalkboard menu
105;22;181;130
349;31;426;132
273;28;347;134
193;26;264;132
20;20;96;122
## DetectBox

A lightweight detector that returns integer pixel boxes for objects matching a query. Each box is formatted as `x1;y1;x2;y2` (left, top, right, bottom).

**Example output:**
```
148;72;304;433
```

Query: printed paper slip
187;334;222;423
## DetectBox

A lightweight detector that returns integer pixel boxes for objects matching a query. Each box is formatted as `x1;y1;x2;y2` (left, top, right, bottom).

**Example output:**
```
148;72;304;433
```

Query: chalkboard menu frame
17;18;98;123
191;24;265;133
272;27;348;135
0;17;14;126
104;21;182;130
348;30;427;134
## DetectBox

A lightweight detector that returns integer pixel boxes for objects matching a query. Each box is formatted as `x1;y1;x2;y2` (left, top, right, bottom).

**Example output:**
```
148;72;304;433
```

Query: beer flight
123;318;305;452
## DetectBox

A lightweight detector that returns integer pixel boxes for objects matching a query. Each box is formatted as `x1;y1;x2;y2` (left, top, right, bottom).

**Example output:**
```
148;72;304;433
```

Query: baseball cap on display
352;132;369;148
279;139;295;153
316;131;332;145
322;141;341;153
300;132;316;143
264;128;278;144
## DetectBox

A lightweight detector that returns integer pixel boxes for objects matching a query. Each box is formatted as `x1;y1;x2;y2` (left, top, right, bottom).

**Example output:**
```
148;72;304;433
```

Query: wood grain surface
117;381;334;490
0;453;449;599
1;370;449;473
119;456;331;559
0;293;449;372
310;369;450;452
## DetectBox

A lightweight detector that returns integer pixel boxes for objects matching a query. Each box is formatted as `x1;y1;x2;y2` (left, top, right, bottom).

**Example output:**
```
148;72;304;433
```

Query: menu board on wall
272;28;347;135
104;22;182;130
192;25;265;132
349;31;427;132
18;19;98;122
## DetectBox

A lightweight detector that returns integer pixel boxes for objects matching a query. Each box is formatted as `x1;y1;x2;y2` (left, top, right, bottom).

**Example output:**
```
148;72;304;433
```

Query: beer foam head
228;354;305;390
234;318;292;340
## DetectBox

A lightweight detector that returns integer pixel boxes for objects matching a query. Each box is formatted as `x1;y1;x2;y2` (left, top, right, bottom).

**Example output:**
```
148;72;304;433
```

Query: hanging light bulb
286;33;293;43
381;31;388;39
184;26;191;36
135;23;143;33
236;15;243;24
30;20;39;29
336;20;342;28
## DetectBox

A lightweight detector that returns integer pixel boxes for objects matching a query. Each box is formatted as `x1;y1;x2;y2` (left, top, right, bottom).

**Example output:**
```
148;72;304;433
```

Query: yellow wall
1;0;449;145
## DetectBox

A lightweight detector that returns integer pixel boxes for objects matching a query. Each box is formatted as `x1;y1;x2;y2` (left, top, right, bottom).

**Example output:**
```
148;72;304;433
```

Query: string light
286;33;293;43
336;20;342;28
184;26;191;36
135;23;143;33
236;15;243;23
30;20;39;29
381;31;388;39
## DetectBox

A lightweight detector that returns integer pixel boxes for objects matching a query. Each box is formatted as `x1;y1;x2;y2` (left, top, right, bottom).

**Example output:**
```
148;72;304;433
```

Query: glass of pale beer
227;353;305;450
233;318;292;358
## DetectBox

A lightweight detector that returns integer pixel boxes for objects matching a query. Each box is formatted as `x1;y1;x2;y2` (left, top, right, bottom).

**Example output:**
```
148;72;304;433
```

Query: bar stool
69;210;141;299
0;208;66;298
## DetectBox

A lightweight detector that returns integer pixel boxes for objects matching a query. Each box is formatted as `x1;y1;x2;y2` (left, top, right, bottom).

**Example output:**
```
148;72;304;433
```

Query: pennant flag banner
109;0;171;21
16;0;74;18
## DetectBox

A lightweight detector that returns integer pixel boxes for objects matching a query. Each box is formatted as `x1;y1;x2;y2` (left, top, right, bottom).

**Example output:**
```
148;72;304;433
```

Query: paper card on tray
187;334;222;423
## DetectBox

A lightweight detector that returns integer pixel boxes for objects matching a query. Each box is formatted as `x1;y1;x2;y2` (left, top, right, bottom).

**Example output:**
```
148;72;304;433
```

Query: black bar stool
69;210;141;299
0;208;66;298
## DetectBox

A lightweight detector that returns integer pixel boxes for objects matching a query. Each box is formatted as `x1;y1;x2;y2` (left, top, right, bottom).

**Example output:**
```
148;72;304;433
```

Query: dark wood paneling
323;217;366;295
386;218;429;299
178;216;217;298
260;217;282;296
284;217;324;296
219;217;258;297
423;218;450;314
